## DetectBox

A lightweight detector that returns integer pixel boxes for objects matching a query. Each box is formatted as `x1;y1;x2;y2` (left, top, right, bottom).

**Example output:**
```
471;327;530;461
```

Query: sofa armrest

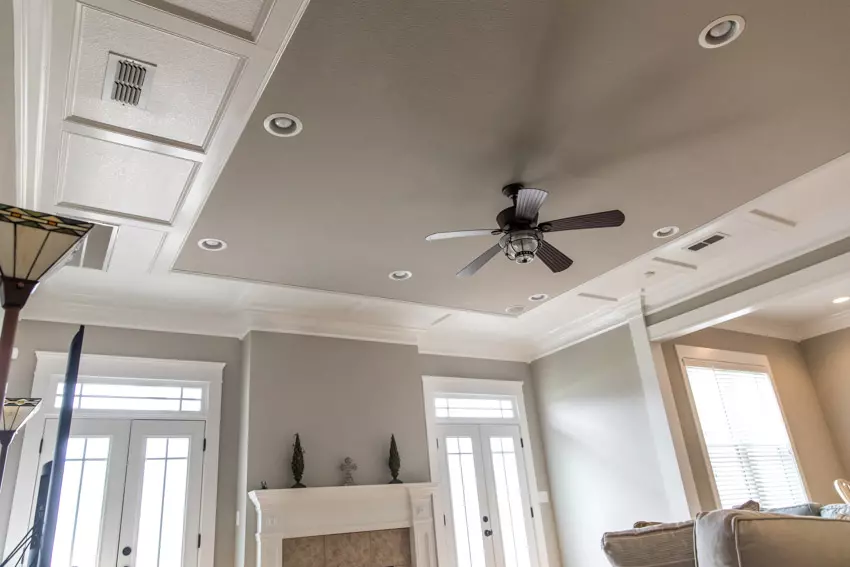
694;509;850;567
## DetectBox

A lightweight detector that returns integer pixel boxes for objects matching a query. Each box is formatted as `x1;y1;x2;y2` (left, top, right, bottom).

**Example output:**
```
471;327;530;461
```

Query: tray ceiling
177;0;850;314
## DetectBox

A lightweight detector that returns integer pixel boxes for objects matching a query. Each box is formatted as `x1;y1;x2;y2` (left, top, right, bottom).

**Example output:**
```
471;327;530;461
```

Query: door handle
483;529;493;537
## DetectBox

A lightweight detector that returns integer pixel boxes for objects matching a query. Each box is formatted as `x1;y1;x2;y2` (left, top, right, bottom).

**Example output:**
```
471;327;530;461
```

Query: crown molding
799;309;850;342
713;317;802;342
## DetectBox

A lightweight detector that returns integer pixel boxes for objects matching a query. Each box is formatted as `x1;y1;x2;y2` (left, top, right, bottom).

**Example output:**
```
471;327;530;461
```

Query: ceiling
176;0;850;314
11;0;850;359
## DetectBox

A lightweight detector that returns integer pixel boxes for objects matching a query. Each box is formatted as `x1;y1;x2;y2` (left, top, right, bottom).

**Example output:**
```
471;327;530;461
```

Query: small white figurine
340;457;358;486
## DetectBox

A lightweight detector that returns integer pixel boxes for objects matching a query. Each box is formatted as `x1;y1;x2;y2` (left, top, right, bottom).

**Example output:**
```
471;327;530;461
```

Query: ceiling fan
426;183;625;277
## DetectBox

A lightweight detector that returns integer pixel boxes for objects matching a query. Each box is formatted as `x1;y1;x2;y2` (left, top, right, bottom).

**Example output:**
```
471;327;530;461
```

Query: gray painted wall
661;327;845;508
800;327;850;478
532;325;671;567
236;334;559;567
0;321;243;567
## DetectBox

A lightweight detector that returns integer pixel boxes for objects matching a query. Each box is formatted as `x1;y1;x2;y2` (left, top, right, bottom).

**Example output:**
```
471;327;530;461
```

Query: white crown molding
529;292;642;361
799;309;850;341
713;317;802;342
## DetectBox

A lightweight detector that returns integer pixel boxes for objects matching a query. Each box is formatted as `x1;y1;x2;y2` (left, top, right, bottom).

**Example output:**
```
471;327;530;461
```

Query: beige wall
0;321;243;567
532;325;672;567
661;327;845;509
800;327;850;476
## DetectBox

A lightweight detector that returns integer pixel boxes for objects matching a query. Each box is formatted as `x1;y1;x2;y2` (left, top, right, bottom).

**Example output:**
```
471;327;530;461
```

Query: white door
38;419;205;567
438;424;537;567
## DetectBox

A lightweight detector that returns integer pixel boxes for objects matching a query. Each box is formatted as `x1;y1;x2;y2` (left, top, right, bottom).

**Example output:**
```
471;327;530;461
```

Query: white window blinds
683;360;807;509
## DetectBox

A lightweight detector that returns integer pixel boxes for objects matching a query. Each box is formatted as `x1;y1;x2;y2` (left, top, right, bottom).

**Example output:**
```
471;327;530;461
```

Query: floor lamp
0;205;92;481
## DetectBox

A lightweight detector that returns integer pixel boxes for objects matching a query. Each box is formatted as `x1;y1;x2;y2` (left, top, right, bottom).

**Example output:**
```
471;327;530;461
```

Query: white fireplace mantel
249;483;439;567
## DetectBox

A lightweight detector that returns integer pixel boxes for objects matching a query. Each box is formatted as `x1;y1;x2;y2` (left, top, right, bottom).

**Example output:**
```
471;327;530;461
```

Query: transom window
55;382;204;413
435;396;515;419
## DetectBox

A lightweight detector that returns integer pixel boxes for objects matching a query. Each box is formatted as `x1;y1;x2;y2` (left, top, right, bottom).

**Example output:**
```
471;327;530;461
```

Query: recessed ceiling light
699;15;745;49
528;293;549;302
388;270;412;281
833;296;850;304
505;305;526;315
198;238;227;252
263;113;303;137
653;226;680;239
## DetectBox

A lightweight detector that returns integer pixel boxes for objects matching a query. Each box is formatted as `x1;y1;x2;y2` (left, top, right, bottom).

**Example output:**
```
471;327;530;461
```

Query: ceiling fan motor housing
501;230;541;264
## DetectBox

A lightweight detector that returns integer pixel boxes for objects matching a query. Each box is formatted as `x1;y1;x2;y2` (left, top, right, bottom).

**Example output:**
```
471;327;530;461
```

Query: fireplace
249;484;438;567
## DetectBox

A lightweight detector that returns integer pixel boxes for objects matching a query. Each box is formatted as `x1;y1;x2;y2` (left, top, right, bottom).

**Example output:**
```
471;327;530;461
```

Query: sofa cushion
694;509;850;567
602;521;694;567
766;502;821;516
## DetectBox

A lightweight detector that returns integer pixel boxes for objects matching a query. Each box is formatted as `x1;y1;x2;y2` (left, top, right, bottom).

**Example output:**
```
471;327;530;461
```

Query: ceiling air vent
686;232;728;252
101;53;156;109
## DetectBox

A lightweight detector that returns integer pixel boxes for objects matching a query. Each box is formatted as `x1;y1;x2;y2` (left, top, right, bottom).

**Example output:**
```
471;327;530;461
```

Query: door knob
482;516;489;523
122;547;132;556
483;529;493;537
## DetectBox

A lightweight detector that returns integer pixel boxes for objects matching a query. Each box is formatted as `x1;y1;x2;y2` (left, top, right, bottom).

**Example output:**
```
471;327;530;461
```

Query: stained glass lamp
0;205;93;402
0;397;42;488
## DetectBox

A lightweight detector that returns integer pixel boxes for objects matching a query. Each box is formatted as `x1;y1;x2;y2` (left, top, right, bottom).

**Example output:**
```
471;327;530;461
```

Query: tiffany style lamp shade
0;205;93;402
0;397;41;488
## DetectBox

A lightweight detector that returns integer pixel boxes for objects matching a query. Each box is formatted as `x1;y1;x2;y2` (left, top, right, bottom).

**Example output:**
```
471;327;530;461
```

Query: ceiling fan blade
457;244;502;278
515;188;548;222
426;229;498;241
539;210;625;232
537;240;573;273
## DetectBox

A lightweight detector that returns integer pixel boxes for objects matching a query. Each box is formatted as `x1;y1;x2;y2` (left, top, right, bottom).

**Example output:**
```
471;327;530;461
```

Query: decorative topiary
388;434;402;484
291;433;306;488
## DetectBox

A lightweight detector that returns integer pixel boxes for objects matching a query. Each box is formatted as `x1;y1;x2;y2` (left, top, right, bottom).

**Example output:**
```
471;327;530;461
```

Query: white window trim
674;345;811;508
6;351;224;567
422;376;550;567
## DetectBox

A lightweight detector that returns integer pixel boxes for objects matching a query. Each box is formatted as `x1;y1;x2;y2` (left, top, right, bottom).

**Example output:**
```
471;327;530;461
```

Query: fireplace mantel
249;484;439;567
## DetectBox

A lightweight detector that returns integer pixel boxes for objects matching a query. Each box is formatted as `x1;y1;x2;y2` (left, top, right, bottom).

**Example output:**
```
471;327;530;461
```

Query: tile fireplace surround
249;484;439;567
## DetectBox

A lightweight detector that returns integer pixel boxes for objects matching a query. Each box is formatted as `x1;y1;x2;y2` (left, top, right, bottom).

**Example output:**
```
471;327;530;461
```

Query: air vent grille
101;53;156;109
686;233;727;252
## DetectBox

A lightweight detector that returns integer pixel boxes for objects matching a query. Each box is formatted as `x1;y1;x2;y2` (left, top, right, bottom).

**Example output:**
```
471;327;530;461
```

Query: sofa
601;503;850;567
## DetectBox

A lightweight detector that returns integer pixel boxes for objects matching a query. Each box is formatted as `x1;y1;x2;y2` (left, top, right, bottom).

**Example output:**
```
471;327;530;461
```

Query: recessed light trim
505;305;526;315
528;293;549;302
388;270;412;281
263;113;303;137
198;238;227;252
699;15;745;49
653;226;680;239
833;296;850;305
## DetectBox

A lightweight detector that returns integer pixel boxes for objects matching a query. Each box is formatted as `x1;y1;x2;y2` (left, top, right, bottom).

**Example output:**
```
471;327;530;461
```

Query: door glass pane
50;437;110;567
54;384;204;413
135;437;191;567
446;437;486;567
489;438;531;567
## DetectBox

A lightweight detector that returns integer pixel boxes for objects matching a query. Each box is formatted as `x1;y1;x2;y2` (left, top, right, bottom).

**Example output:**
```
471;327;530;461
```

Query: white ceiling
11;0;850;360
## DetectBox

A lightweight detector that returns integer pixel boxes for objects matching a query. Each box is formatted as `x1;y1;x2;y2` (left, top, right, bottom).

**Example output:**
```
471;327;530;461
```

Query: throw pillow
767;502;821;516
821;503;850;520
602;521;694;567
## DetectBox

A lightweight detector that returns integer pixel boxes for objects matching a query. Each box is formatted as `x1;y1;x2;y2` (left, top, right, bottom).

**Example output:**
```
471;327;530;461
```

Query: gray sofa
602;503;850;567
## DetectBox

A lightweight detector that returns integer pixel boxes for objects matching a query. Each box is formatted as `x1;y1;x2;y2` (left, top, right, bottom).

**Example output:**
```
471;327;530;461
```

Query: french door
38;419;205;567
438;424;536;567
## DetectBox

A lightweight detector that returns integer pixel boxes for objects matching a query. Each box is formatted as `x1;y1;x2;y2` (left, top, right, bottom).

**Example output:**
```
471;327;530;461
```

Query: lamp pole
0;277;38;401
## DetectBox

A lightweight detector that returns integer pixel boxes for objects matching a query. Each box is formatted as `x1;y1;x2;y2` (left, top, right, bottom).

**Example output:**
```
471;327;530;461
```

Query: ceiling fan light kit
426;183;625;277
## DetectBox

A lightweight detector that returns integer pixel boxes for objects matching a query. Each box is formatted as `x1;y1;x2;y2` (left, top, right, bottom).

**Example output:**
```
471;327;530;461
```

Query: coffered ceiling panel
58;133;196;222
176;0;850;315
69;6;242;147
137;0;269;34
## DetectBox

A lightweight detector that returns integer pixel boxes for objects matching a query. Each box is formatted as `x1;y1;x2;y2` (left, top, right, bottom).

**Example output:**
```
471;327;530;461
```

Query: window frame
5;352;224;567
674;345;810;509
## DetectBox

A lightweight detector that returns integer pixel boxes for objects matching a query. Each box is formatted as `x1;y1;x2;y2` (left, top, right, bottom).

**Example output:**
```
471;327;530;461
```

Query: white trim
799;309;850;341
5;352;224;567
421;376;550;567
674;345;812;508
713;317;802;342
647;250;850;342
628;309;697;520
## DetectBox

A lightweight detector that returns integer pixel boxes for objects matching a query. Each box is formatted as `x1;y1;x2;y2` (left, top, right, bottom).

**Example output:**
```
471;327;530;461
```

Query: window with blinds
683;360;807;509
